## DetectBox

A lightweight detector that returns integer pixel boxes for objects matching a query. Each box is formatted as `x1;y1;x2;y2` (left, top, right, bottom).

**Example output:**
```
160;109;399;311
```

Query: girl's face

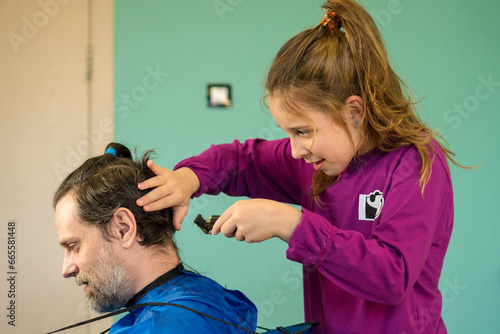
269;96;368;177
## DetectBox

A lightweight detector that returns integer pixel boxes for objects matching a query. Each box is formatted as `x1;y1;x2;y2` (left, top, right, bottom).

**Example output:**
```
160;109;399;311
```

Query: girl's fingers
220;219;237;238
172;206;188;231
136;164;196;214
138;176;162;191
234;231;245;242
211;208;232;235
147;159;164;175
137;184;170;207
211;217;224;235
138;160;171;190
142;191;178;212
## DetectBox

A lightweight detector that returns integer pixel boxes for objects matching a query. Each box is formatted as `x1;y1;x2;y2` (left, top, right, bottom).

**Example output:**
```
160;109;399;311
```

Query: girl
137;0;462;332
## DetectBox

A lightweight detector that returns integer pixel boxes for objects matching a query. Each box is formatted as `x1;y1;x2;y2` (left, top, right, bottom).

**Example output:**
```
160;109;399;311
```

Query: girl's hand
211;199;302;243
136;160;200;231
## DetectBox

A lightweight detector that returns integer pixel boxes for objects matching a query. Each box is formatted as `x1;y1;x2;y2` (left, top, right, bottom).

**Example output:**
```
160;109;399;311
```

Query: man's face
55;194;134;313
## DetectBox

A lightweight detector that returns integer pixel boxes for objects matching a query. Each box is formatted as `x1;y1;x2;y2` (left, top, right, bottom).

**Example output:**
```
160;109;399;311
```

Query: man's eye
297;130;311;136
69;244;79;253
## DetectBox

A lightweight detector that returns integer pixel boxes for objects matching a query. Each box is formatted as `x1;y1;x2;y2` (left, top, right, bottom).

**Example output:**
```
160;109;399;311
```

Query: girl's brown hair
53;142;177;253
265;0;464;197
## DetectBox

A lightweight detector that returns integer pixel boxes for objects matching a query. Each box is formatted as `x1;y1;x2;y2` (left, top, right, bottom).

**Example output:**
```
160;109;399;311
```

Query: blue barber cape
110;270;257;333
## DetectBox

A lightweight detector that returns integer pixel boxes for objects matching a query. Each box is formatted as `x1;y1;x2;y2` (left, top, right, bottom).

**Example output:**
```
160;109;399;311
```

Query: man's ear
110;208;138;249
344;95;365;124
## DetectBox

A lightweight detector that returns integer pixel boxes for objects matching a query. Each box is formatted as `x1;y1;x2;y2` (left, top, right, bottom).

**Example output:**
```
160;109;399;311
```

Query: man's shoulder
110;304;218;333
110;272;257;334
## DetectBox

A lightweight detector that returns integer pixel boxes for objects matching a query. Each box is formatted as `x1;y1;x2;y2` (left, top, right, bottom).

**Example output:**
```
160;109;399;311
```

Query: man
53;143;257;333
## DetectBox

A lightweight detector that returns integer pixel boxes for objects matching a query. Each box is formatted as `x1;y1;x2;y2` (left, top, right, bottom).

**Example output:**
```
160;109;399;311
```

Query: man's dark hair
53;142;176;252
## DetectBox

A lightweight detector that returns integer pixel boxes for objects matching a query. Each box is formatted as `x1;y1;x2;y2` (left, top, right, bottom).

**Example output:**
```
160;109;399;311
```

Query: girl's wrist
176;167;200;195
279;205;302;243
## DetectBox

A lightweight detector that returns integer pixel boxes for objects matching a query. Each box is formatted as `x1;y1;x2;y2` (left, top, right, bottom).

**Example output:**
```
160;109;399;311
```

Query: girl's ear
345;95;365;124
109;208;138;249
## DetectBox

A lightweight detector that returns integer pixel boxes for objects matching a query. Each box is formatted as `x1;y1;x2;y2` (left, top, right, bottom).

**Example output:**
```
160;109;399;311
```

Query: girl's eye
297;130;311;136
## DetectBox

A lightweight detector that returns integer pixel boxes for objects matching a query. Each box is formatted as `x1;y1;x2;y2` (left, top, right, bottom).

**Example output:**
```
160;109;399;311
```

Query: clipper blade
193;214;220;234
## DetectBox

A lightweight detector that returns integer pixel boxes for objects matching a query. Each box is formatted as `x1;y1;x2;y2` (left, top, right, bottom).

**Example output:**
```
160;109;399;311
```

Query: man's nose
62;255;78;278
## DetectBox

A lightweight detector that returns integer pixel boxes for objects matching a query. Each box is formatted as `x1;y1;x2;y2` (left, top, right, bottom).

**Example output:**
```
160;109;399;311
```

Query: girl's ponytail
266;0;466;197
321;0;415;145
322;0;389;93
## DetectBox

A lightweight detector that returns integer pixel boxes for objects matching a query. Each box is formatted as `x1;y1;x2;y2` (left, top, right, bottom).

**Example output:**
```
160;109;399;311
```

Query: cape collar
125;263;184;307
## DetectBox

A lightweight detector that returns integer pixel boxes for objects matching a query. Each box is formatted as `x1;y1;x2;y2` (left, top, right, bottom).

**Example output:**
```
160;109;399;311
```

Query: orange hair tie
318;11;341;30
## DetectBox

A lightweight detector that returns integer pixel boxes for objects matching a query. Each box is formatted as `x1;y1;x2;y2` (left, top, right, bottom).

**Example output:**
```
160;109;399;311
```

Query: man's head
53;143;177;313
55;194;136;312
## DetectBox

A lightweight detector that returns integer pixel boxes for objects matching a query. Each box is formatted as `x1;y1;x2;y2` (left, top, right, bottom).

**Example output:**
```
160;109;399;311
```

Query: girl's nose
290;138;309;160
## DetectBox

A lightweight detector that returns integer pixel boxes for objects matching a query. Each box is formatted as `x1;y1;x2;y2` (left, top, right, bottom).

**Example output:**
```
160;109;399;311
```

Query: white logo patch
358;190;384;221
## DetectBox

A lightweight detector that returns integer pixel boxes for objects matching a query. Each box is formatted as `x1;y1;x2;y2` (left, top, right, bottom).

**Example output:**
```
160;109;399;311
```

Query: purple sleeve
287;147;453;305
174;138;307;205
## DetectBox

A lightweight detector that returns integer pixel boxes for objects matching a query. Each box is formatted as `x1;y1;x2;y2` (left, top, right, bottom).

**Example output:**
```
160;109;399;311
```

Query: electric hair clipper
193;214;220;234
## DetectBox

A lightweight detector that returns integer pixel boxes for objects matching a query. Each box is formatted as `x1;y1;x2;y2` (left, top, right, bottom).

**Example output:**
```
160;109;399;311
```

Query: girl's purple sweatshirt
175;138;452;334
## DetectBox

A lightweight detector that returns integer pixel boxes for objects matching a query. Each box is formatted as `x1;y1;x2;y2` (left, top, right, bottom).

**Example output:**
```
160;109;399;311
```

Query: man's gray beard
76;245;135;313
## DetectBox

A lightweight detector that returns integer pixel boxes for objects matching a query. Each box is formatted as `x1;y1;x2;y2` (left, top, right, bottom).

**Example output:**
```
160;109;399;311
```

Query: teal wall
115;0;500;331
